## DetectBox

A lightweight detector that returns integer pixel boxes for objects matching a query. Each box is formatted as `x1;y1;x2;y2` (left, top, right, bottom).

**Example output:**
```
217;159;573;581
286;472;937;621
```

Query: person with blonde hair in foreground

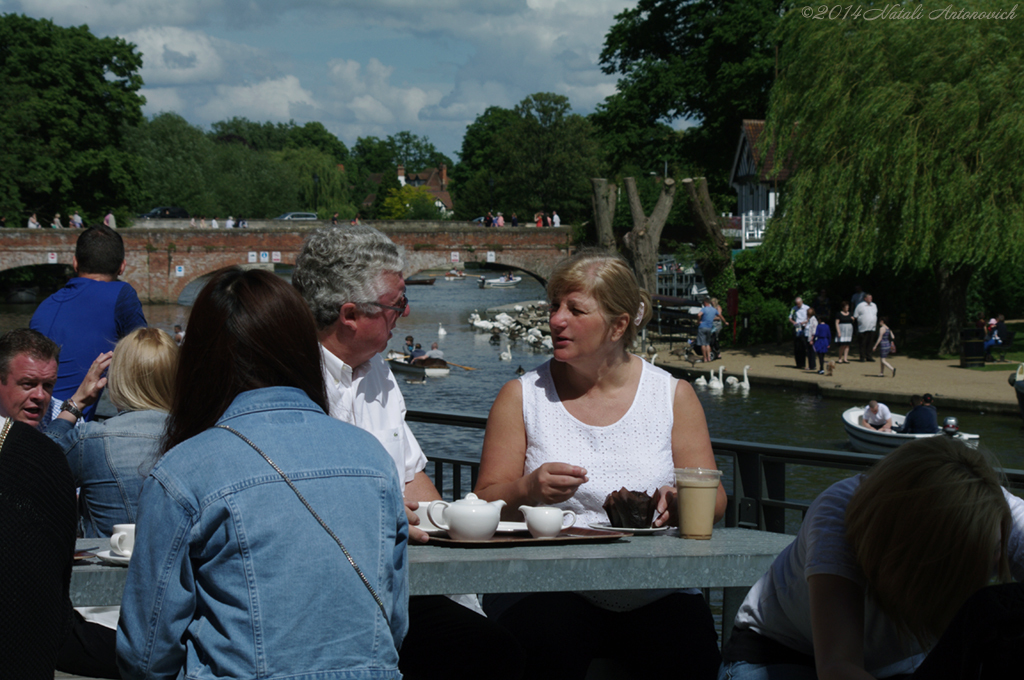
47;327;179;538
718;436;1024;680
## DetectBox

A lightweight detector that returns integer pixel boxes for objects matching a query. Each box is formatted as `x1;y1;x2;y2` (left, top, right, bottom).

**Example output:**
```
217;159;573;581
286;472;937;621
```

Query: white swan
739;365;751;389
438;322;447;336
499;344;512;361
726;374;739;386
708;367;723;390
693;374;707;387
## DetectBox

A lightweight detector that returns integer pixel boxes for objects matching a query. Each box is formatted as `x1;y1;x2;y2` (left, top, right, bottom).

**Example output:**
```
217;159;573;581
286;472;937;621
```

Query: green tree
209;117;291;151
286;121;349;165
453;94;600;224
274;147;356;219
599;0;783;191
124;113;217;215
761;3;1024;354
381;185;440;220
0;14;146;224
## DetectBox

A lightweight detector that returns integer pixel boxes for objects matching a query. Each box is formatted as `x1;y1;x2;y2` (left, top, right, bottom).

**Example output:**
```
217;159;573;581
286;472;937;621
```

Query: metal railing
412;409;1024;532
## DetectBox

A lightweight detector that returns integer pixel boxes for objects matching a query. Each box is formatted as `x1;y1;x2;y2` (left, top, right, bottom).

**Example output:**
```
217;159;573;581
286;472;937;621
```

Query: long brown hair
161;267;327;454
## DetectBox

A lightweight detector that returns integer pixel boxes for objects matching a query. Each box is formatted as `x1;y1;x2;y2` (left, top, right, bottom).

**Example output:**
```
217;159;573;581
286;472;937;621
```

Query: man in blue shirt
31;225;146;424
694;297;718;363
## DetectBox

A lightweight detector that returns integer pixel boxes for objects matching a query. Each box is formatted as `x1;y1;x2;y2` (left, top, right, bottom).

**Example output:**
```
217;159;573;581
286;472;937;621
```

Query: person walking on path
789;297;809;368
874;316;896;378
854;293;878;362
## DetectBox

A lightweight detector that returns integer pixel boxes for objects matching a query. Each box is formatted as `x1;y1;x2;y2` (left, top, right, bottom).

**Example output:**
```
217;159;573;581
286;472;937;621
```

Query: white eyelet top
520;358;676;528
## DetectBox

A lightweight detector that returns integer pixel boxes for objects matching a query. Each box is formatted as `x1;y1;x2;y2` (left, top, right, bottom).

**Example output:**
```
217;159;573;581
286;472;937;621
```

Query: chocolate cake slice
602;487;655;528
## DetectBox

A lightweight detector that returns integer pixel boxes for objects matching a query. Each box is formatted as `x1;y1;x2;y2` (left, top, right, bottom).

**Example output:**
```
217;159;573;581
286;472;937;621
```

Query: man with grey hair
293;225;524;680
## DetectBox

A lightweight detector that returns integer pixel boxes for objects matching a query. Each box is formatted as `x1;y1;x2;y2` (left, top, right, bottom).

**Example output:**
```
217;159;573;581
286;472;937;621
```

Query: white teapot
427;493;507;541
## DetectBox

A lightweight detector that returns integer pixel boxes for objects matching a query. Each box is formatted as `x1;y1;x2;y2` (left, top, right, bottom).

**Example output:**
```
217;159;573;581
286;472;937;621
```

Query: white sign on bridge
450;251;460;263
47;252;58;264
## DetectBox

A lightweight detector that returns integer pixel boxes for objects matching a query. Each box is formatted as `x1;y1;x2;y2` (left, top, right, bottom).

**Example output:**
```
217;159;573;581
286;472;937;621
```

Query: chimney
397;164;406;187
441;163;447;190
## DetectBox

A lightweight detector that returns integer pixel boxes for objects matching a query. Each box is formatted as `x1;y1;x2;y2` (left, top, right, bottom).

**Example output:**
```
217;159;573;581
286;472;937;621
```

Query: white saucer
95;549;131;566
590;522;672;535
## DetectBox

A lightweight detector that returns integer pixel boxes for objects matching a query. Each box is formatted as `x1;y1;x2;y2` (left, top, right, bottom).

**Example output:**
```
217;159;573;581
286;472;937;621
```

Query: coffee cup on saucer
110;523;136;557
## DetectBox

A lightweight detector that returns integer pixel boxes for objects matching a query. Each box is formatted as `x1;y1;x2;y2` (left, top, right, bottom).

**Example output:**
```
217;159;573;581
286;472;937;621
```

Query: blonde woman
476;249;725;680
719;437;1024;679
46;328;179;537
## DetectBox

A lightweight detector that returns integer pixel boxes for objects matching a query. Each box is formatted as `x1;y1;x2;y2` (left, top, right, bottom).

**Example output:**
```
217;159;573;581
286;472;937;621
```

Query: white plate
95;549;131;566
590;522;672;535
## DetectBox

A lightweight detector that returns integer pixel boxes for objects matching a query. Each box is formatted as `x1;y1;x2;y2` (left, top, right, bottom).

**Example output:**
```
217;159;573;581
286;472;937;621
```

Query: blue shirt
116;387;409;680
698;306;718;329
899;405;939;434
45;409;168;538
31;277;147;420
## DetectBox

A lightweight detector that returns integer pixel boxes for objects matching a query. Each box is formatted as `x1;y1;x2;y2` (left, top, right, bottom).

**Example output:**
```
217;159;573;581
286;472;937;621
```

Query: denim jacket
46;409;168;537
116;387;409;680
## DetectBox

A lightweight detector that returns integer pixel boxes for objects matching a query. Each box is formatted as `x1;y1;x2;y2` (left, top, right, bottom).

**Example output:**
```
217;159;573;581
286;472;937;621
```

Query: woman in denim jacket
47;327;178;537
117;267;409;680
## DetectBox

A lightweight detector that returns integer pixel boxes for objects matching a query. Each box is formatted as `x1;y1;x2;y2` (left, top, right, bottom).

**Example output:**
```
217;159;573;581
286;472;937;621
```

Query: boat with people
841;406;980;454
444;269;466;281
386;350;451;378
478;274;522;289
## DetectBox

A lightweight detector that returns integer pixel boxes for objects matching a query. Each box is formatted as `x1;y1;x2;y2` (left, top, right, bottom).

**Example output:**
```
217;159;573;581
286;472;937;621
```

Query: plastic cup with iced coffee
674;468;722;539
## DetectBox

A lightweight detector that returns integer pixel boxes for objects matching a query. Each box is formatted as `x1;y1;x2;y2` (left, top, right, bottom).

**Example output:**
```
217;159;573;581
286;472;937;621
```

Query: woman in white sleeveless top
475;250;726;680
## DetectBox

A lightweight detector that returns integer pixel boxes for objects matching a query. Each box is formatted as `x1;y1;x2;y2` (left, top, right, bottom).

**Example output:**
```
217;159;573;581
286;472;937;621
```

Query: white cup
110;523;136;557
519;506;576;539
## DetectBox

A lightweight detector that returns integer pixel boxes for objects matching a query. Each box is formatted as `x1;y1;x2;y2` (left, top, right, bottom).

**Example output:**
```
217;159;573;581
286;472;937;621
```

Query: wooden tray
427;526;630;547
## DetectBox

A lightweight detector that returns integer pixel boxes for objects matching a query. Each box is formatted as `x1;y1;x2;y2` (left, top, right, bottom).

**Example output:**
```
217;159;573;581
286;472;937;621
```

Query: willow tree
761;4;1024;354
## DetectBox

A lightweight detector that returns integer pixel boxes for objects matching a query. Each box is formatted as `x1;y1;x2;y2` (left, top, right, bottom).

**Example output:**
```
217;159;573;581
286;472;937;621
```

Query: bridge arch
0;225;572;303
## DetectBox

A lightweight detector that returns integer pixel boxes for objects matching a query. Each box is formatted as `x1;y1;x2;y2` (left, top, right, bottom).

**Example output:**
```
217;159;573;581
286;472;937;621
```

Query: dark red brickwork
0;225;572;303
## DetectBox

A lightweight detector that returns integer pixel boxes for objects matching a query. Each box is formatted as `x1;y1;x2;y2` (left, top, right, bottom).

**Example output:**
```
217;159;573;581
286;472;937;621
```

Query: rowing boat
386;351;451;378
478;275;522;289
840;406;979;454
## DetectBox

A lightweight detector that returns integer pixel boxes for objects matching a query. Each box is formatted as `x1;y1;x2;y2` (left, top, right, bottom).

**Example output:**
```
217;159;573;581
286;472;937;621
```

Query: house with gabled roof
729;120;793;247
362;164;454;217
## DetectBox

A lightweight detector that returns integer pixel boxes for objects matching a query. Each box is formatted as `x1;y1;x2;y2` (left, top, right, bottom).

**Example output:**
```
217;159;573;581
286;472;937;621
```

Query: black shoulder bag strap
215;425;388;621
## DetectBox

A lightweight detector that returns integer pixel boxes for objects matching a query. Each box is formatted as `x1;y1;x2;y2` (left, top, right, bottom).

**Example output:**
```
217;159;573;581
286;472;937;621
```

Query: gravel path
654;342;1023;417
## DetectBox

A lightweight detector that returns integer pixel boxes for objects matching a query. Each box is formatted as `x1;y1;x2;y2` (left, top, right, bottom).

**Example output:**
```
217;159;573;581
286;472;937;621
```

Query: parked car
272;212;318;221
137;206;189;219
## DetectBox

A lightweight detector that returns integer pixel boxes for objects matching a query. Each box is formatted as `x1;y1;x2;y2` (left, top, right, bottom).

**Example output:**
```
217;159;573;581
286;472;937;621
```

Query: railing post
762;459;786;533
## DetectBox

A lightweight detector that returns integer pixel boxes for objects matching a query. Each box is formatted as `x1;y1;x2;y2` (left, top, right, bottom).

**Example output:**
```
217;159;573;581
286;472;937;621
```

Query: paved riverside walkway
653;341;1022;416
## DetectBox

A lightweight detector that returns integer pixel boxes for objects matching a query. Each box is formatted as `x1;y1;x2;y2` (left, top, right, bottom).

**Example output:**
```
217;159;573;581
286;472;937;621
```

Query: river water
5;275;1022;508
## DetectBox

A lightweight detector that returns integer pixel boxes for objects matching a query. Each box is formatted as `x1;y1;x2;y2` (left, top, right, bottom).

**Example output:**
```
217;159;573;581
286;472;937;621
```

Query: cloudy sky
5;0;638;160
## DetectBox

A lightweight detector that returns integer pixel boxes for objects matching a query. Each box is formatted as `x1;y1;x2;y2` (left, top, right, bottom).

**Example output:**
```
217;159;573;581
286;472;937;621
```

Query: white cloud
195;75;316;122
8;0;637;154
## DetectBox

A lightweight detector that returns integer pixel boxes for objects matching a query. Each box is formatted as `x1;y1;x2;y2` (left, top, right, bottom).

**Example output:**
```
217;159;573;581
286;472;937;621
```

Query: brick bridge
0;223;573;303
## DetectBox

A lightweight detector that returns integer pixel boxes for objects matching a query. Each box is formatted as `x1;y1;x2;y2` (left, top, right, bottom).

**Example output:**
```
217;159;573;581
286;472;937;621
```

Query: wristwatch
59;398;84;420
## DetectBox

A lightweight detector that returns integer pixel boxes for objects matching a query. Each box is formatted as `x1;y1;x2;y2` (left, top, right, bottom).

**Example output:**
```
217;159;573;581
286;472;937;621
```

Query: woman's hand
652;485;677;527
526;462;588;505
71;351;113;407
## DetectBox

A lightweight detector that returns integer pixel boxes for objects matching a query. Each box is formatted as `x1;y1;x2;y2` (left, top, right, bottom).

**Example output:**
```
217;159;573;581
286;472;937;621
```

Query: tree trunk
590;178;617;253
935;263;973;355
621;176;677;295
681;177;733;291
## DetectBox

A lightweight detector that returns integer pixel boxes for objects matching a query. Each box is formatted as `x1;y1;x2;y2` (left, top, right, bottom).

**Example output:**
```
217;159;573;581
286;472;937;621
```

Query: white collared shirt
320;345;426;488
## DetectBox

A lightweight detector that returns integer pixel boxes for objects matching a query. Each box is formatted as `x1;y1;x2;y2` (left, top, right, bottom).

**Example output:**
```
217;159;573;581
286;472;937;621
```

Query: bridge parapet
0;226;572;303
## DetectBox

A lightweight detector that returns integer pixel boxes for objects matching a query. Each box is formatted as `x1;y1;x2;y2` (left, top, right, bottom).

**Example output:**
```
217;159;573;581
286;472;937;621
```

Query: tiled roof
742;120;793;182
